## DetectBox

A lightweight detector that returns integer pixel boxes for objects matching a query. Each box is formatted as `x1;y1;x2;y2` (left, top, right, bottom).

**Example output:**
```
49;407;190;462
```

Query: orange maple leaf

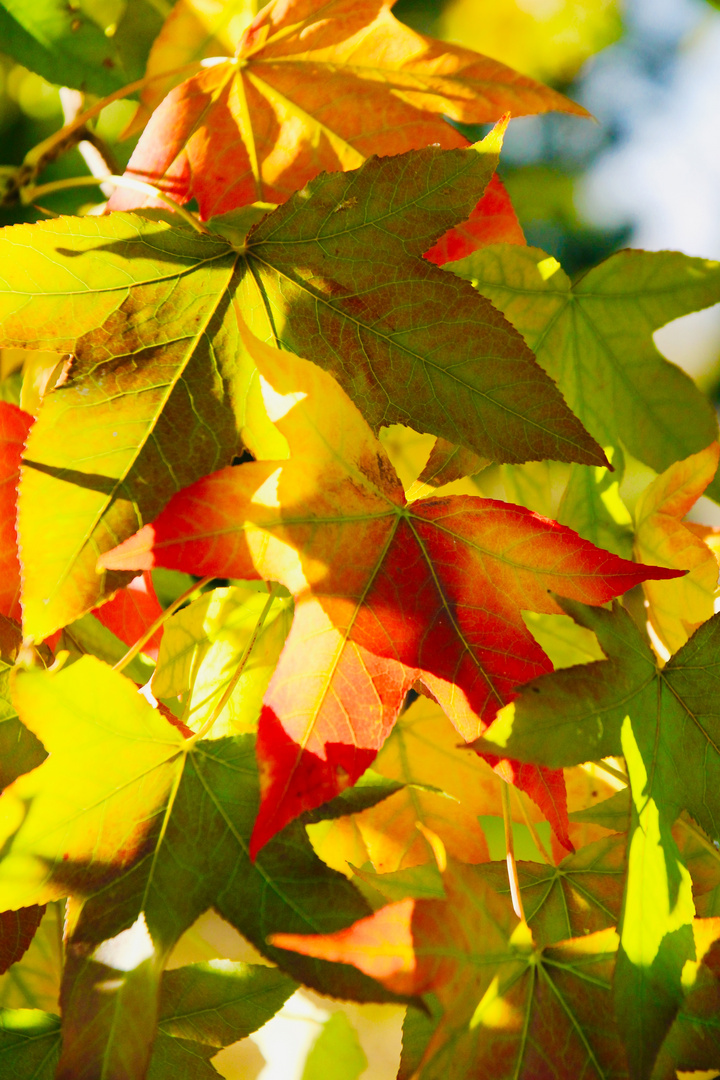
100;323;680;854
108;0;588;219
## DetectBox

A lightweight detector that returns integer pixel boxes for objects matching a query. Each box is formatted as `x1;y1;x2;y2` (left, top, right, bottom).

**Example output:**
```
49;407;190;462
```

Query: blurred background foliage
1;2;720;1077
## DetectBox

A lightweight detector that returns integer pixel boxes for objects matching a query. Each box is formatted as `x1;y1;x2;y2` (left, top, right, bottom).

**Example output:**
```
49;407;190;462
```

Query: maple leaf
271;860;627;1079
633;442;720;655
448;245;720;538
0;139;605;640
100;321;680;855
0;656;395;1004
474;599;720;1078
0;402;32;624
108;0;588;219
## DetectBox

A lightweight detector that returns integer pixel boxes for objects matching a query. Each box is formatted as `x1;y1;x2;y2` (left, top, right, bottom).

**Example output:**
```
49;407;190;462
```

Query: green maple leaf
0;961;296;1080
271;861;626;1079
474;599;720;1078
0;138;604;640
0;656;395;1002
447;244;720;551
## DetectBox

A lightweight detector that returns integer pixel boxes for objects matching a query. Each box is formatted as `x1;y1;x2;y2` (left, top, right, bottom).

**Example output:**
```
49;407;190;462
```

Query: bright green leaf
0;1008;60;1079
152;584;292;735
448;244;720;502
0;0;166;97
302;1011;368;1080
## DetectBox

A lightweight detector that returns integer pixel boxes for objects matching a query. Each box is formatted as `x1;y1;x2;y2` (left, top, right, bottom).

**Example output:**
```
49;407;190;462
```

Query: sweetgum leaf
100;323;676;853
109;0;587;218
633;442;720;654
0;656;392;1003
301;1011;368;1080
57;950;296;1080
475;600;720;1077
239;136;606;470
423;173;525;267
0;142;605;638
473;832;626;947
272;861;627;1078
0;214;243;640
449;245;720;500
0;0;165;97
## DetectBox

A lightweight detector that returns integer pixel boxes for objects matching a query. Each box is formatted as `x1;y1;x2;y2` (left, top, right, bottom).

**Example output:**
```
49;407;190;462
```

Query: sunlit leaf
109;0;587;218
476;599;720;1077
100;323;675;853
633;442;720;654
152;583;292;735
449;245;720;503
0;402;31;624
0;0;165;96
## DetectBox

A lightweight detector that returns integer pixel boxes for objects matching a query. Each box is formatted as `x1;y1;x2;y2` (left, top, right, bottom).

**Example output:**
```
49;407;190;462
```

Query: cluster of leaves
1;1;720;1077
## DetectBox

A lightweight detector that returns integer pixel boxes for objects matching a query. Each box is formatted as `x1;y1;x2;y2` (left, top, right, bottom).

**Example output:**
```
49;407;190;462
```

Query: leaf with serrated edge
0;656;392;1003
449;244;720;499
474;599;720;1078
109;0;587;218
272;860;626;1078
0;215;243;640
100;321;679;855
633;442;720;654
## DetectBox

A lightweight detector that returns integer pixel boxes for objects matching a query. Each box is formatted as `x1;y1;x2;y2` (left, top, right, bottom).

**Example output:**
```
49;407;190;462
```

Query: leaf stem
189;583;281;743
594;758;628;786
501;780;526;923
23;174;207;234
23;61;203;172
113;576;214;674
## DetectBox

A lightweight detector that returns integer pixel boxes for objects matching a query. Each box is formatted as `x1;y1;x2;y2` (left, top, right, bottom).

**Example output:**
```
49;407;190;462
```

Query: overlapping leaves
0;138;605;641
109;0;587;218
101;318;679;853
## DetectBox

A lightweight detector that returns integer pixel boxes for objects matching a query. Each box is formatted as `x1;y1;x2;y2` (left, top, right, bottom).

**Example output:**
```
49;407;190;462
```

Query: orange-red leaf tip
97;525;157;572
269;899;422;994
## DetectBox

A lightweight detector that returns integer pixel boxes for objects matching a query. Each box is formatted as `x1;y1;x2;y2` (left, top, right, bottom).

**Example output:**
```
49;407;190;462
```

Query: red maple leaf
100;322;681;855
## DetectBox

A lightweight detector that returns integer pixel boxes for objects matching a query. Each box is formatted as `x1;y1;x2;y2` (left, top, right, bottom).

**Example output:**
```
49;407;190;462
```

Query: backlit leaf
0;1008;60;1080
272;860;626;1078
633;442;720;654
152;583;292;735
0;654;394;1002
0;0;166;97
109;0;587;218
476;599;720;1077
1;142;608;639
101;322;678;854
0;214;243;640
449;245;720;501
